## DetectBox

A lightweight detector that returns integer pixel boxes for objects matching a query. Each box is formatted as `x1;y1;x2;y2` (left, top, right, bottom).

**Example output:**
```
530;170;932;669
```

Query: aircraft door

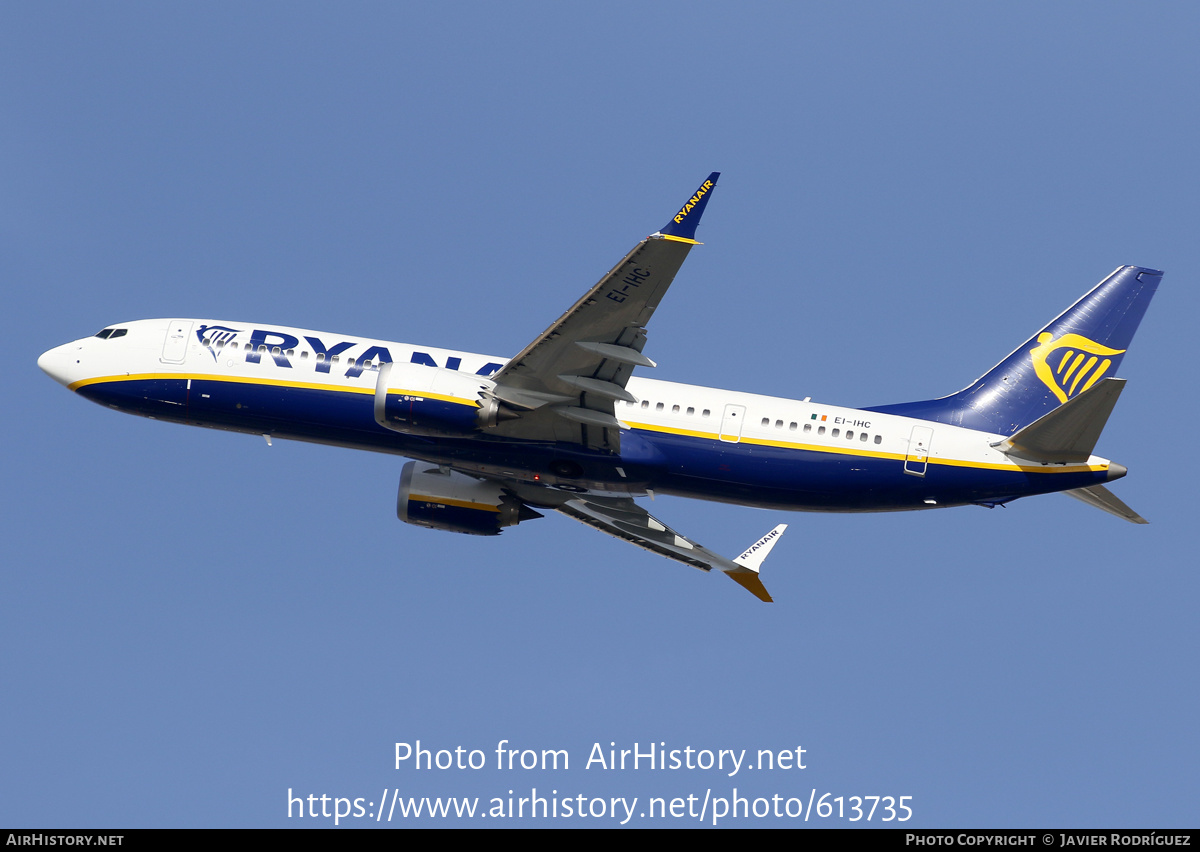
719;404;746;443
161;320;193;364
904;425;934;476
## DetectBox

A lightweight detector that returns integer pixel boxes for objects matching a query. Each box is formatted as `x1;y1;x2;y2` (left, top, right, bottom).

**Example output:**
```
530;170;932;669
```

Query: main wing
414;173;790;601
483;173;719;452
557;495;787;602
498;475;787;602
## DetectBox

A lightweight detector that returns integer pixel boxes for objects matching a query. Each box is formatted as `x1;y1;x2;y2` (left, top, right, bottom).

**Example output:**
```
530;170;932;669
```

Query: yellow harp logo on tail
1029;332;1125;404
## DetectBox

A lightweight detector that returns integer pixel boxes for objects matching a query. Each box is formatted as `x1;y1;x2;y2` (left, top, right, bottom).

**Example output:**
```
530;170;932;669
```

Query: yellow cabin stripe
70;372;374;395
72;374;1106;475
620;420;1107;474
69;372;479;407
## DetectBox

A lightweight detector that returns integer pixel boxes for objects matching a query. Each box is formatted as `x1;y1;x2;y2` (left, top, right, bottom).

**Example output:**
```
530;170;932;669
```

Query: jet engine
374;361;501;436
397;461;543;536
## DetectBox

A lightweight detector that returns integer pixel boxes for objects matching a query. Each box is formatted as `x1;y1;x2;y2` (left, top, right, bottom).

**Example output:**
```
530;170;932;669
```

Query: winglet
656;172;720;244
728;571;774;603
726;523;788;602
733;523;788;571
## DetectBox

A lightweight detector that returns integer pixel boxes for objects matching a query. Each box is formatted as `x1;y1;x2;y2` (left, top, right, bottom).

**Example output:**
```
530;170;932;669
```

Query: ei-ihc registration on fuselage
39;173;1160;602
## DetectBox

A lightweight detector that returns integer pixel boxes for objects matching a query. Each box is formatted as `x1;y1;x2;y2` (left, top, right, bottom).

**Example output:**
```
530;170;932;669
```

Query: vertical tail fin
866;266;1162;435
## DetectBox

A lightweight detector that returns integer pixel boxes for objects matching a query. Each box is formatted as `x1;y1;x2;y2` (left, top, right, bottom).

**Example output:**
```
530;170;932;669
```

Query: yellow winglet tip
727;571;773;603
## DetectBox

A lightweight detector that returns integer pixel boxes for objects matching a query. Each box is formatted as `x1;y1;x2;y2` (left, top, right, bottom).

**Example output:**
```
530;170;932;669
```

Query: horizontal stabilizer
993;378;1125;463
1064;484;1148;524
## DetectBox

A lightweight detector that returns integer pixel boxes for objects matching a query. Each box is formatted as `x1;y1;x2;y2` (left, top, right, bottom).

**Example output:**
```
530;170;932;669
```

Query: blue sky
3;2;1197;827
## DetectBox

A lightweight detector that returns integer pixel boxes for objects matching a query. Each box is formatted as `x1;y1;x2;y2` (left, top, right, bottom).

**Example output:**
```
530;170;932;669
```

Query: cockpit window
93;328;127;340
94;328;113;339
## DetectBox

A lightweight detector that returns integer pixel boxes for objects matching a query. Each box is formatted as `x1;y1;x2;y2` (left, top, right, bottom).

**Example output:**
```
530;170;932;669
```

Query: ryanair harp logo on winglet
1030;332;1125;403
673;179;715;224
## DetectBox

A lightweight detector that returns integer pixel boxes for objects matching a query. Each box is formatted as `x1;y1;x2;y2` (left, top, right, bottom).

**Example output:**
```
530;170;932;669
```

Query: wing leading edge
484;173;720;452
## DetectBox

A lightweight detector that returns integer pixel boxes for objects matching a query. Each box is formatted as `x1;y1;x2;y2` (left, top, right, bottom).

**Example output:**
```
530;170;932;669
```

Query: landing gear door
161;320;193;365
904;425;934;476
719;404;746;443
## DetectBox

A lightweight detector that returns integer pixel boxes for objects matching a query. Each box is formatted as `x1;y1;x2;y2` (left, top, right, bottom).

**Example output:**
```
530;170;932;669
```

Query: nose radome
38;343;76;388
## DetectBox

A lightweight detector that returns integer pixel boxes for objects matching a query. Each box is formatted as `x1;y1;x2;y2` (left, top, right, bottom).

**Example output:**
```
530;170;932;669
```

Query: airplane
38;173;1160;602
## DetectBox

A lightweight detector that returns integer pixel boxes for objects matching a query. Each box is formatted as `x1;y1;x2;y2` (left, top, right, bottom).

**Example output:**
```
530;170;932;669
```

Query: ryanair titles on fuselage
195;324;503;380
672;179;715;225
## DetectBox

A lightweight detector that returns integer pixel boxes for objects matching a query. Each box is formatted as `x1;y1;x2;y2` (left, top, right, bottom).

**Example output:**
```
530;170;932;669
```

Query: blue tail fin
865;266;1162;435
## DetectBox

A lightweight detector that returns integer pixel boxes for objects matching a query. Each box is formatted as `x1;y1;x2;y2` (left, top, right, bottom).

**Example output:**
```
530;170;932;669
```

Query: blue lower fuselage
77;375;1113;513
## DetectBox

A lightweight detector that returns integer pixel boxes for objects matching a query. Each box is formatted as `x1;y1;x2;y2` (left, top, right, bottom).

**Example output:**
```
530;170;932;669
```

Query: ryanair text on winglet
673;180;715;224
737;527;783;563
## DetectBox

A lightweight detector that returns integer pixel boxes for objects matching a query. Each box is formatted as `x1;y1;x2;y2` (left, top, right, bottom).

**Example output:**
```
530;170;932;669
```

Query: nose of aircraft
38;342;79;388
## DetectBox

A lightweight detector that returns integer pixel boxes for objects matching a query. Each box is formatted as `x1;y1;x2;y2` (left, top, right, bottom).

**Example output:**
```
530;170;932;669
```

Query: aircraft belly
189;379;379;435
77;377;190;419
636;429;1111;511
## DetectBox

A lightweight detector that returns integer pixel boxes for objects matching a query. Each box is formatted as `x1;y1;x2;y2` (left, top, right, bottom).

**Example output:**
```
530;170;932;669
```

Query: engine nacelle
397;461;543;536
374;361;496;436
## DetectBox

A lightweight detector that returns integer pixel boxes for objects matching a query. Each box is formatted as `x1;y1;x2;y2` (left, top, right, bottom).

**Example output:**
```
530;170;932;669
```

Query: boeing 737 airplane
38;174;1160;601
